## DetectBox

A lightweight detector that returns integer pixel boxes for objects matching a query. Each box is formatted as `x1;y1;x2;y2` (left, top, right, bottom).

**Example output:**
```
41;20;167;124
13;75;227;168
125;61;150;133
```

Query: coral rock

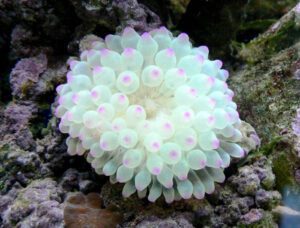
64;192;122;228
255;189;281;209
1;178;64;228
135;214;194;228
10;54;47;99
240;208;264;225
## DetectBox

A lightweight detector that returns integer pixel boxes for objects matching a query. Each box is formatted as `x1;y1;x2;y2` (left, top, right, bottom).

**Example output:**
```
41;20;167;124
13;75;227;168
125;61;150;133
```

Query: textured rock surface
10;54;48;99
133;214;194;228
230;3;300;195
0;0;299;227
0;102;37;150
229;4;300;226
64;192;122;228
237;3;300;64
1;178;64;228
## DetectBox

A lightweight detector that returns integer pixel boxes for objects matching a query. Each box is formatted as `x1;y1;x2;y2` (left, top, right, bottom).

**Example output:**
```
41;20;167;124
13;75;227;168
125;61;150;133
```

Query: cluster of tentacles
55;27;244;203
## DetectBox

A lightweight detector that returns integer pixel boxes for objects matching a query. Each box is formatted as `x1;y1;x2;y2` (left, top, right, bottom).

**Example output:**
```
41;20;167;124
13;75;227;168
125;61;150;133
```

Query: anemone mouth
129;86;174;119
55;27;244;203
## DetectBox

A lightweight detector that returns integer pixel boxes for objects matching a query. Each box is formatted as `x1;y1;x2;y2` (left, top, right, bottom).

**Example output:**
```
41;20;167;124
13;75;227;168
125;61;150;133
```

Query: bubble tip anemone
55;26;244;203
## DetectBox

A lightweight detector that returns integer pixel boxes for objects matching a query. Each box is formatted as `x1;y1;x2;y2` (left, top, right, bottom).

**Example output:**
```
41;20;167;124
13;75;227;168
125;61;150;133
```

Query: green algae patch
243;137;283;163
238;9;300;64
239;136;299;192
272;151;299;192
29;102;51;139
0;143;42;193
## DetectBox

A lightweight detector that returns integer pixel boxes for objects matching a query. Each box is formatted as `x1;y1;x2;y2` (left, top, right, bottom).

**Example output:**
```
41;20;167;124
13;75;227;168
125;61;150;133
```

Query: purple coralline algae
292;109;300;136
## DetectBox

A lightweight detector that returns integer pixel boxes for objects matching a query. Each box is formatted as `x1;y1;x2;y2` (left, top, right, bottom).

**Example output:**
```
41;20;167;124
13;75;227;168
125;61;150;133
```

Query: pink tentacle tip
200;160;206;167
223;70;229;79
123;136;131;143
159;26;168;33
216;159;223;168
143;123;149;129
151;69;160;78
123;27;134;35
136;185;144;191
164;123;172;130
295;3;300;13
177;68;185;76
54;107;60;116
215;60;223;68
166;182;173;188
207;77;215;85
189;88;198;96
56;85;63;94
67;71;73;77
100;48;110;56
199;46;209;54
112;125;119;131
212;139;220;149
105;34;113;42
196;193;205;199
80;51;88;60
208;115;215;125
118;94;126;103
223;82;228;90
228;90;234;98
58;96;64;105
123;48;134;56
91;91;99;99
209;98;217;108
152;142;160;149
122;75;132;84
66;112;73;121
170;150;178;158
135;106;143;113
87;49;96;57
123;159;130;166
67;72;73;83
186;137;195;145
100;141;108;150
184;111;191;119
116;177;123;182
182;193;191;199
196;55;204;63
69;60;77;70
141;32;151;40
166;48;175;57
207;189;215;194
225;95;232;102
66;58;74;66
226;113;233;121
91;41;100;47
93;66;102;74
72;93;79;103
89;150;96;157
98;106;106;113
152;167;161;175
178;33;189;42
240;149;245;157
179;175;188;180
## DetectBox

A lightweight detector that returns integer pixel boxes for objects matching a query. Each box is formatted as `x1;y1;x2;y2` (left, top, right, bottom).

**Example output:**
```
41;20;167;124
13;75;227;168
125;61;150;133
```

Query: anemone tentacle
55;27;244;203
